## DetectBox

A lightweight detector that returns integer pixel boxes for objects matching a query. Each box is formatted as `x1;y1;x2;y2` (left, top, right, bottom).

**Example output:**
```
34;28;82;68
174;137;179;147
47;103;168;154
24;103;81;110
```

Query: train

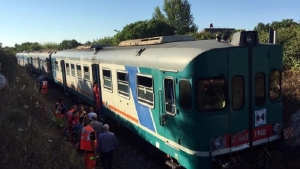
16;31;284;169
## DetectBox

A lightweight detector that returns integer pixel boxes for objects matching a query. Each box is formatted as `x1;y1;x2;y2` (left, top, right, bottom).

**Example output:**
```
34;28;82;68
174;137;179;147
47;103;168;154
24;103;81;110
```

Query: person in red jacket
80;120;97;169
93;81;101;115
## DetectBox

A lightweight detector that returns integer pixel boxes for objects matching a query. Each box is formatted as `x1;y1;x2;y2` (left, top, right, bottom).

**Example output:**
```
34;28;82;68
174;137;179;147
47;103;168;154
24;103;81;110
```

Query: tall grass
0;49;83;169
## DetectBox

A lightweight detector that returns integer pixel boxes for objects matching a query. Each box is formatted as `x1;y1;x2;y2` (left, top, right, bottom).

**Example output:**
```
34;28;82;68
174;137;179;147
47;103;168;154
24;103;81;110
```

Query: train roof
26;50;57;59
52;39;233;71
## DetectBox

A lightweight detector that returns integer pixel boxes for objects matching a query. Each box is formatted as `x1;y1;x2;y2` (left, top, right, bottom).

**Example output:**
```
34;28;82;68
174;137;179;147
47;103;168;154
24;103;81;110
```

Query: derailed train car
16;31;283;169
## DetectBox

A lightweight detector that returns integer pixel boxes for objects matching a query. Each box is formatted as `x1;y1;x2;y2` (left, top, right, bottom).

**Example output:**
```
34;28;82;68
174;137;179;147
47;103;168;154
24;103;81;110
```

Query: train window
255;72;266;106
76;65;82;79
179;80;191;110
103;68;112;91
66;63;70;75
83;66;90;81
71;64;75;77
137;74;154;108
269;70;281;101
196;78;226;111
54;61;59;71
117;71;129;98
232;76;244;110
164;78;176;115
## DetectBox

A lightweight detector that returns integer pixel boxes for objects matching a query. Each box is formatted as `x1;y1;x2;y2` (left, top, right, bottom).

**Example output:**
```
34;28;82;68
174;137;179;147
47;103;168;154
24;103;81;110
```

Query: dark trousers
101;150;113;169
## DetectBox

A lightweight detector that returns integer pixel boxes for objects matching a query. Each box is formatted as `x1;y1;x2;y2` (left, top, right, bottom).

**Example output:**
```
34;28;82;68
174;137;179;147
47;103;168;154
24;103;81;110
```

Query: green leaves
255;19;300;70
112;19;175;45
152;0;198;35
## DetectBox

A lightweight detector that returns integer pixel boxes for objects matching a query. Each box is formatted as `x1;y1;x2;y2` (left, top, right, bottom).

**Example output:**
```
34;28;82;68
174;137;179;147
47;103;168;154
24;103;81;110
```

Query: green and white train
16;31;284;169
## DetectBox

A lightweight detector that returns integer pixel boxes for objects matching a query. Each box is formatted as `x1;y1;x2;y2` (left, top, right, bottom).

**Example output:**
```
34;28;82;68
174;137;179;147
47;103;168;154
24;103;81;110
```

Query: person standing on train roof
93;80;101;115
80;120;97;169
87;107;97;121
97;124;117;169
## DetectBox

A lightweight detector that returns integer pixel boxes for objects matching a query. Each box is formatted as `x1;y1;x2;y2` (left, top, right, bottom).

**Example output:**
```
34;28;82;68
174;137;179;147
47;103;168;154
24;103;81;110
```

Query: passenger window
232;76;244;110
255;72;265;106
76;65;82;79
66;63;70;75
117;71;129;98
164;78;176;115
179;80;191;110
54;61;59;71
103;68;112;92
137;74;154;108
196;78;226;111
71;64;75;77
269;70;281;101
83;66;90;81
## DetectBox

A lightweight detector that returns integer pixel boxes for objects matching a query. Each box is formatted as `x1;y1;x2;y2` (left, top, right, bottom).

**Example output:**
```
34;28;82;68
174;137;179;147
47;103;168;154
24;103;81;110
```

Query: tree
254;19;300;70
112;19;175;45
59;39;80;49
92;36;114;45
152;0;198;35
42;42;60;50
14;42;42;52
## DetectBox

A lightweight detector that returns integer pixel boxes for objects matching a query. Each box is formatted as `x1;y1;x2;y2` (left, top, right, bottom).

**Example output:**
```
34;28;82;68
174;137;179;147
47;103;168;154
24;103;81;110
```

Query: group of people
55;99;117;169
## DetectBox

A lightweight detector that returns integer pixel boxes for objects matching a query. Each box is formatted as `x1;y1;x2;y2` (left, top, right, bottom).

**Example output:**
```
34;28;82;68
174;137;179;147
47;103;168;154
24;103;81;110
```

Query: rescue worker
41;80;48;97
80;120;97;169
67;105;78;140
93;81;101;115
37;75;45;92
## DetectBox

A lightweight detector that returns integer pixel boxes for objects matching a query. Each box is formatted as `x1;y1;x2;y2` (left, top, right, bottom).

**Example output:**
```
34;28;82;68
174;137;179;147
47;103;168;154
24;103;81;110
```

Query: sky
0;0;299;47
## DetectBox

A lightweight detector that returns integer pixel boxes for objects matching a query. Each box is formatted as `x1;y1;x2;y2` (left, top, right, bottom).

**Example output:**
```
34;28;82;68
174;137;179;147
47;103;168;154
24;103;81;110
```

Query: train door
229;48;249;145
158;73;179;142
92;64;102;114
229;46;269;148
60;60;68;93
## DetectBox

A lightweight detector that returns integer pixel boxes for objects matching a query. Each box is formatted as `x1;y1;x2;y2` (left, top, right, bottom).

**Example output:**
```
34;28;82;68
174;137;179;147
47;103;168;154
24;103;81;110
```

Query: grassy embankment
0;49;83;168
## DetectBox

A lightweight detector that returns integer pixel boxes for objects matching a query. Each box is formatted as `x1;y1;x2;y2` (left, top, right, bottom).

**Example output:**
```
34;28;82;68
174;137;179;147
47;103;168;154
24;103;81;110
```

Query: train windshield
196;78;226;111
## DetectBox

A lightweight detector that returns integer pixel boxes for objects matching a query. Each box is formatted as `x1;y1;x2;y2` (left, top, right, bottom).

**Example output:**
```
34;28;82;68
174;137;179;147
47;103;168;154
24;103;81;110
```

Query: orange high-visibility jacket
41;80;48;94
80;126;97;151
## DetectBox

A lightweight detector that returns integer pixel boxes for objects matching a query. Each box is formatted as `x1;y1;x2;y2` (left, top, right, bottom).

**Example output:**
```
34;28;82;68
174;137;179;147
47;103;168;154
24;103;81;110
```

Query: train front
186;31;283;169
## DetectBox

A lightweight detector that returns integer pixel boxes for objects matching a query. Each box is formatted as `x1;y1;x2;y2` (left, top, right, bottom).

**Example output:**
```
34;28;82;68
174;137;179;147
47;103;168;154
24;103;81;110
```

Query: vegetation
0;48;83;168
112;19;175;45
152;0;198;35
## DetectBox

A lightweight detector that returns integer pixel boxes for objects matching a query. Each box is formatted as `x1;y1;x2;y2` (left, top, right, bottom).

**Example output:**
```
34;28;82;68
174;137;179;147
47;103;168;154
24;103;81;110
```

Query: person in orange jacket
80;120;97;169
41;80;48;97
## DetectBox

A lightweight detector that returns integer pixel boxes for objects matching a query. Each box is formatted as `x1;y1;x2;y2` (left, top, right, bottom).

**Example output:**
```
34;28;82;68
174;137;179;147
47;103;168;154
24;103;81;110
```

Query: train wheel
250;149;272;169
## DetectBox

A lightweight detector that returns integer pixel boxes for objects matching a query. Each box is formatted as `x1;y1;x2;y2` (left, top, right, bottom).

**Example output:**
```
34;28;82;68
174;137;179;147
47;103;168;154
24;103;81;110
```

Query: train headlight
212;137;225;150
272;123;283;135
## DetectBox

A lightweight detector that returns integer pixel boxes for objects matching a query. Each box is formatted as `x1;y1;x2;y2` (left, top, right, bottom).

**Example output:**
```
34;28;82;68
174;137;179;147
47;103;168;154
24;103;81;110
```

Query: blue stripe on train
125;66;155;132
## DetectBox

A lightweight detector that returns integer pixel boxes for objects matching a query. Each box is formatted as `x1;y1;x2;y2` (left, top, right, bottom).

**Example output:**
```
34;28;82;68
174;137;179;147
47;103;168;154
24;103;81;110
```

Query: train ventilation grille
119;36;195;46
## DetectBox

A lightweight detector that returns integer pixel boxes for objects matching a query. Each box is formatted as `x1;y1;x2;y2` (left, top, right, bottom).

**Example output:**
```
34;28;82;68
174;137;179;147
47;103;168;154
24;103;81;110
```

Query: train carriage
16;31;283;169
16;51;29;67
51;48;100;106
92;32;283;169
